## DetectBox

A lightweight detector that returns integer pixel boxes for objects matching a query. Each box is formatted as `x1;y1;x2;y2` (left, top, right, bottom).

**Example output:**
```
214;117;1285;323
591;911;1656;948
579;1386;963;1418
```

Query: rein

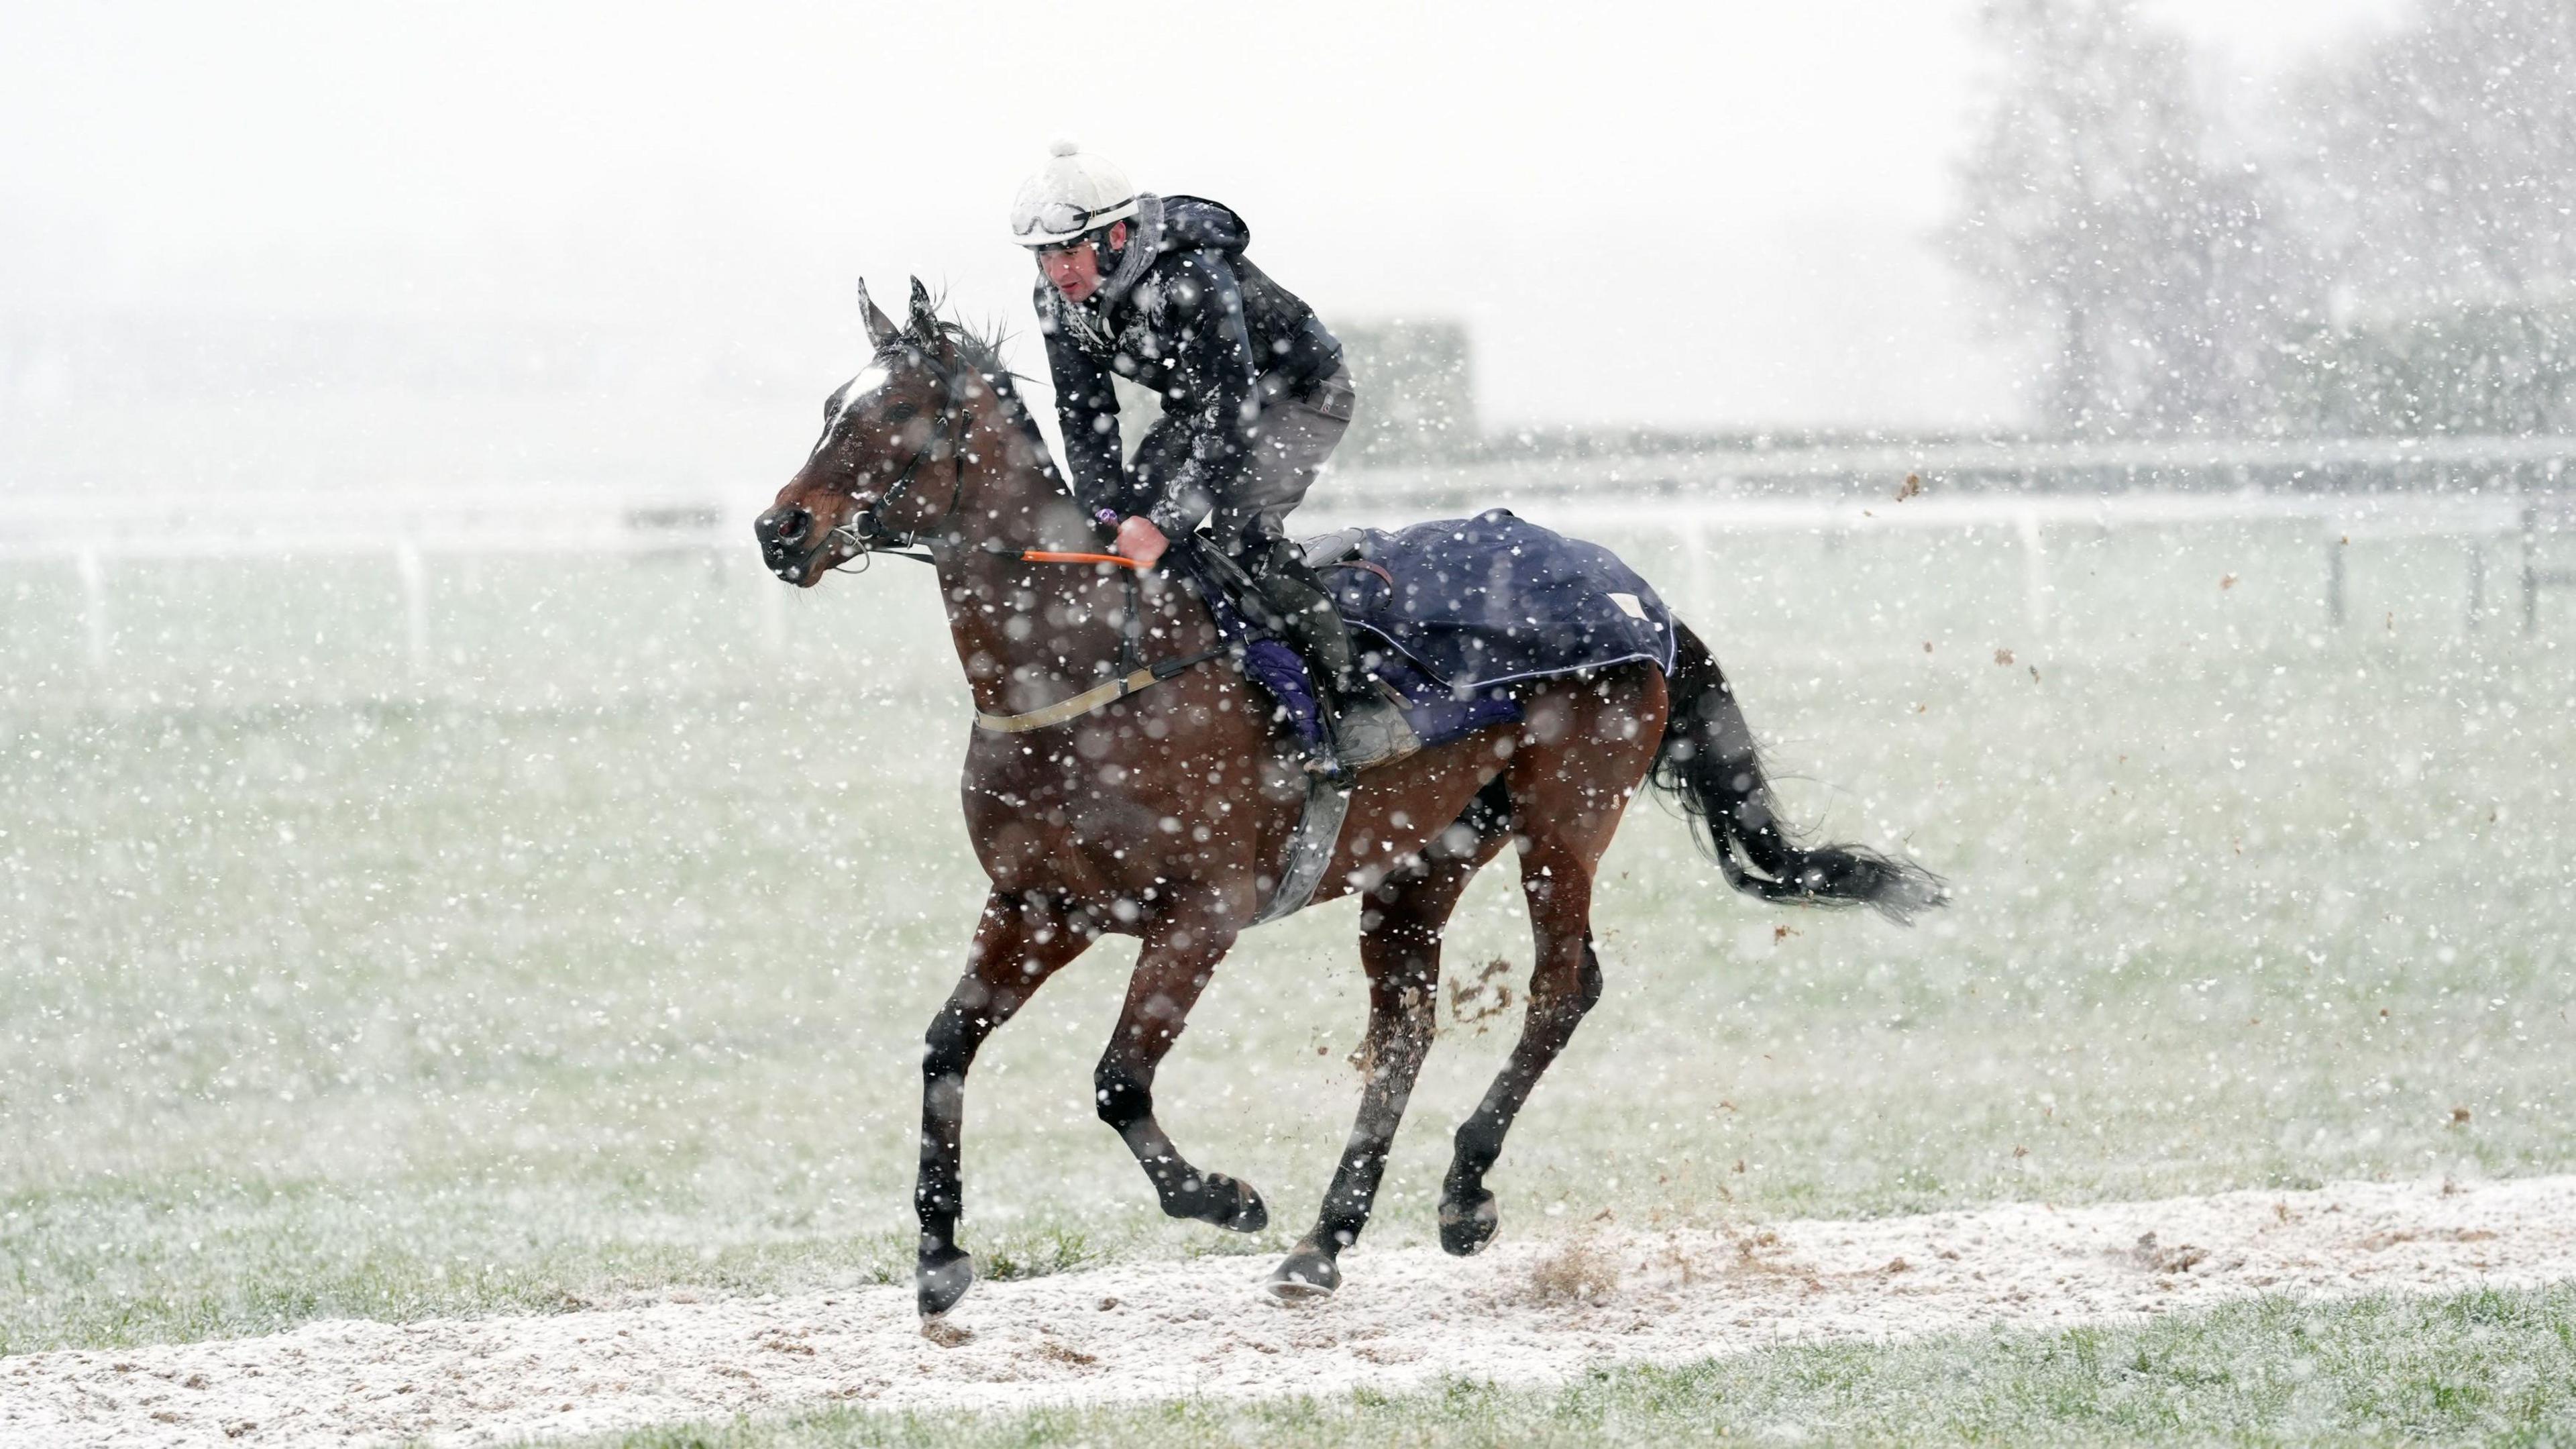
861;547;1146;572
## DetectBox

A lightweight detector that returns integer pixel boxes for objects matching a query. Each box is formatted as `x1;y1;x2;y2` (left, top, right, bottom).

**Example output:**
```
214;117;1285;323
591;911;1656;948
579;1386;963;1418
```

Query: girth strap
1248;773;1352;926
973;648;1226;734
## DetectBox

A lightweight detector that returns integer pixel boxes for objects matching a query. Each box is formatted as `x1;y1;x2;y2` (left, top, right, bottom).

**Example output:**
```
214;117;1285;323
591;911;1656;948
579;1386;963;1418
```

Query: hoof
1216;1175;1269;1233
916;1244;975;1318
1438;1189;1499;1256
1171;1173;1269;1233
1265;1247;1340;1301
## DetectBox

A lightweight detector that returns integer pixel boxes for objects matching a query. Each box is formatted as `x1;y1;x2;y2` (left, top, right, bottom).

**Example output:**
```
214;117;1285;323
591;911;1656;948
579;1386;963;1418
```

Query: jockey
1010;140;1419;777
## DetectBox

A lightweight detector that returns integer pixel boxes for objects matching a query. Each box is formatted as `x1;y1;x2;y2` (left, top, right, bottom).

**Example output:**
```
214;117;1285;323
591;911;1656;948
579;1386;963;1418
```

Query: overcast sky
3;0;2408;434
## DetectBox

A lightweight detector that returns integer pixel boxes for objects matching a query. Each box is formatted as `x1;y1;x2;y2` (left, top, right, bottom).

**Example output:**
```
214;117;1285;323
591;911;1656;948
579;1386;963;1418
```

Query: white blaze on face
834;364;892;426
814;362;896;457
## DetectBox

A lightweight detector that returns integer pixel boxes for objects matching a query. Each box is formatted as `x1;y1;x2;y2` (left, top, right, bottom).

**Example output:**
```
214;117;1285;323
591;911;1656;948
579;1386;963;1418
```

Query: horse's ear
857;279;898;348
906;276;942;344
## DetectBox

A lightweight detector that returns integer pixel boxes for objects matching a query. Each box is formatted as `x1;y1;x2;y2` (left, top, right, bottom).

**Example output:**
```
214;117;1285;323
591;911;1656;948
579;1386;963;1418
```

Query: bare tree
2263;0;2576;436
1947;0;2298;436
2282;0;2576;314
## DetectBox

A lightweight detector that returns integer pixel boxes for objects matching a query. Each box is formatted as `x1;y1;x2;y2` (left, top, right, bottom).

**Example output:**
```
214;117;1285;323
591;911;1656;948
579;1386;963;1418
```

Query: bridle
824;344;972;568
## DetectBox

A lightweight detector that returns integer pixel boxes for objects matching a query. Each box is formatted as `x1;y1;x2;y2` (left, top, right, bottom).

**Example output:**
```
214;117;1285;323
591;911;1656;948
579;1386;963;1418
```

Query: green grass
4;523;2573;1356
561;1285;2576;1447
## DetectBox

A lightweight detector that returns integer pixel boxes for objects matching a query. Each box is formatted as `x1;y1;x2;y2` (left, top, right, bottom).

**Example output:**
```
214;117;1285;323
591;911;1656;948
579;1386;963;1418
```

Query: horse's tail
1650;621;1947;924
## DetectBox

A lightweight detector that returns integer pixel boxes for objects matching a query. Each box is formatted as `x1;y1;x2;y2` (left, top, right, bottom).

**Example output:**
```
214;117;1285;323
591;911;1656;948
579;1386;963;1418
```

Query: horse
753;278;1944;1317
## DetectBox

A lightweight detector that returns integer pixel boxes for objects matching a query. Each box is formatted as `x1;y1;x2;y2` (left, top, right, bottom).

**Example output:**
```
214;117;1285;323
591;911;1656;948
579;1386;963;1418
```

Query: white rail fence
5;437;2572;680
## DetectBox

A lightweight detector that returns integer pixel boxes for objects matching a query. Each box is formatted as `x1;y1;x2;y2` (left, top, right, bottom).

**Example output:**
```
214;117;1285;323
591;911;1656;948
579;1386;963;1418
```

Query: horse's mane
879;299;1069;487
879;310;989;370
871;294;1016;395
937;313;1016;384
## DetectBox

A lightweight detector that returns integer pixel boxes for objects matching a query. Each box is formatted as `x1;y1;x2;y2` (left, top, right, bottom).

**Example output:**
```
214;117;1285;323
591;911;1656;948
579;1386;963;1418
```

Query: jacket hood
1154;195;1248;254
1091;195;1250;313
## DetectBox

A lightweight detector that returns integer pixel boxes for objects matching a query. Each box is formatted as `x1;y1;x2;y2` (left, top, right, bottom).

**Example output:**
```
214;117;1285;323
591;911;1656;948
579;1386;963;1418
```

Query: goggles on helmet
1015;198;1132;246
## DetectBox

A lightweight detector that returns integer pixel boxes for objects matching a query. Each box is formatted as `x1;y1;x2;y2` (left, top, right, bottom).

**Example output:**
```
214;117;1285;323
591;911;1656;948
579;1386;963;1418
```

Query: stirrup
1330;697;1422;775
1296;722;1354;783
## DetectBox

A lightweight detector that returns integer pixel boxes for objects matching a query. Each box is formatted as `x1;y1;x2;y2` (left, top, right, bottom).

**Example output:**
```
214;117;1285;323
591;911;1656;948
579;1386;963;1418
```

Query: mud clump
1525;1238;1621;1305
1448;957;1518;1031
2130;1231;2208;1275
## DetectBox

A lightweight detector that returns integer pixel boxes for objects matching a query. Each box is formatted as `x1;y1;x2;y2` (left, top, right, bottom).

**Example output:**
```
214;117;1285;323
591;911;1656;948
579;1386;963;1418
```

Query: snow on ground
6;1174;2573;1448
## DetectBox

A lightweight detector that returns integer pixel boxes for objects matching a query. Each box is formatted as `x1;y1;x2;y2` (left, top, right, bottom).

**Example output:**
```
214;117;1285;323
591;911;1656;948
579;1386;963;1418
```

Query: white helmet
1008;140;1138;248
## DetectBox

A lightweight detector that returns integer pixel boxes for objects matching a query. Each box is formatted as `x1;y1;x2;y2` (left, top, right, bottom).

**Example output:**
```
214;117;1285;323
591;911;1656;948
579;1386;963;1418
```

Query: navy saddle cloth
1311;509;1680;697
1177;509;1679;753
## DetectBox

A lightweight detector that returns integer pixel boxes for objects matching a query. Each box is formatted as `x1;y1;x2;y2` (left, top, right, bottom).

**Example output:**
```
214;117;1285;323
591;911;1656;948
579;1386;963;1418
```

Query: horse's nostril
760;508;811;549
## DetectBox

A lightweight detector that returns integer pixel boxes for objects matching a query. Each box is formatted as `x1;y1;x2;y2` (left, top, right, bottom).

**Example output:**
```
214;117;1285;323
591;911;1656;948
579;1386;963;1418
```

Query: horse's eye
883;402;918;423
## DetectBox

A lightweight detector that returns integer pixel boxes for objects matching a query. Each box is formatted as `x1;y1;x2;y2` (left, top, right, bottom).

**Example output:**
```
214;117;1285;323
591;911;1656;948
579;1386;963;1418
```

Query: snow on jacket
1034;194;1344;537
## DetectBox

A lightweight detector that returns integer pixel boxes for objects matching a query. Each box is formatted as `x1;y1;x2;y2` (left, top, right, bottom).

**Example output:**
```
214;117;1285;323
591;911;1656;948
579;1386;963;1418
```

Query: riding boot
1242;537;1421;777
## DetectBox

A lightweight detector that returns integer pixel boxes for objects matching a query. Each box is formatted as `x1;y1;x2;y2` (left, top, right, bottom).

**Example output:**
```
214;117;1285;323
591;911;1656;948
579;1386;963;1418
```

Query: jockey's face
1036;221;1127;303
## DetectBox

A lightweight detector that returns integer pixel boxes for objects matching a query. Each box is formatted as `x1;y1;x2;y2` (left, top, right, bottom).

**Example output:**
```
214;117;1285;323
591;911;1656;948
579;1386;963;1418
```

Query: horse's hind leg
1270;790;1509;1298
1094;888;1269;1233
1438;684;1658;1256
1436;847;1605;1255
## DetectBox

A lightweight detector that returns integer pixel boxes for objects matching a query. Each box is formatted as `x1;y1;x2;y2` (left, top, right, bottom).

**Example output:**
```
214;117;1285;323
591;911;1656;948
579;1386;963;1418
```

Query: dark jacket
1035;195;1343;536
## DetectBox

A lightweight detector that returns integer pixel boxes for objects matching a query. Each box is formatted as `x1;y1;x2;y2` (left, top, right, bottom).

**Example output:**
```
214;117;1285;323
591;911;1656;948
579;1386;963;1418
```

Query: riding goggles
1015;197;1134;246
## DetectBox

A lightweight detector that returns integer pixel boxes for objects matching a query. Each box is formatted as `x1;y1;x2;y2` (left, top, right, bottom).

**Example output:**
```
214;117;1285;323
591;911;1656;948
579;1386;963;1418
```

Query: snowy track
8;1175;2575;1448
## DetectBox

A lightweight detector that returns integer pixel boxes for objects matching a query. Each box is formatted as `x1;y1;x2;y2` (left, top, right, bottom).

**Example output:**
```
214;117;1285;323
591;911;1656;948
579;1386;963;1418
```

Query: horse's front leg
916;889;1093;1317
1094;888;1269;1233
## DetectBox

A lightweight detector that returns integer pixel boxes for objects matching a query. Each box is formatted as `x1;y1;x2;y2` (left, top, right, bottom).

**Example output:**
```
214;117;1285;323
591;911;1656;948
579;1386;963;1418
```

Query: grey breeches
1208;364;1356;553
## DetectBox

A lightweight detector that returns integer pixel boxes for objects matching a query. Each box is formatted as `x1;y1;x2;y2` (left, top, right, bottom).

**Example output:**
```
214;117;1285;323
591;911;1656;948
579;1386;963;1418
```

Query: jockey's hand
1114;516;1169;568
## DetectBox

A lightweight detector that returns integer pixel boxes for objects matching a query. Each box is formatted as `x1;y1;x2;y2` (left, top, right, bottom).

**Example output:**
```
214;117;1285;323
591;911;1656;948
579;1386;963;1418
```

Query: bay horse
754;280;1943;1316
